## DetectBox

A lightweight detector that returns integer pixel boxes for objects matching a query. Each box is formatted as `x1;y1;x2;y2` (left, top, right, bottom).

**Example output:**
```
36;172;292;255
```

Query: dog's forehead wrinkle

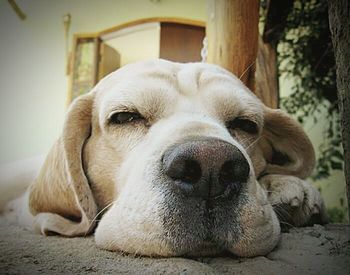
176;65;204;96
199;72;243;89
140;69;178;84
97;79;179;124
174;63;228;96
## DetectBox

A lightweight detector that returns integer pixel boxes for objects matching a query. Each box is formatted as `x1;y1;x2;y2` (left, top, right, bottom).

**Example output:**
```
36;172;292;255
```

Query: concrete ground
0;217;349;275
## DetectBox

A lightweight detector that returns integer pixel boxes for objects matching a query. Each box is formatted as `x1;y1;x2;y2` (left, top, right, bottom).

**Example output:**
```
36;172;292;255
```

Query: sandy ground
0;217;349;275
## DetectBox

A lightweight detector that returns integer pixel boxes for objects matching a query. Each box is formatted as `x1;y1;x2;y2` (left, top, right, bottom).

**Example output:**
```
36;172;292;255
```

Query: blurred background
0;0;347;222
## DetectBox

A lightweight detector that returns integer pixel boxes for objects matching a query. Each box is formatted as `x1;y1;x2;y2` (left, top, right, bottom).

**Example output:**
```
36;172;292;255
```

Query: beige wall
104;23;160;66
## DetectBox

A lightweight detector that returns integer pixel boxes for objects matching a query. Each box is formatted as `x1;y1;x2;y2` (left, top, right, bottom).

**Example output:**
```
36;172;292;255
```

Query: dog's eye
109;112;143;124
226;118;258;134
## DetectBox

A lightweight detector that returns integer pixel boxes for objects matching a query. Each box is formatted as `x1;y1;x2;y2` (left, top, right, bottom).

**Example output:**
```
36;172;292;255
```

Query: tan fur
29;140;80;218
260;107;315;178
28;92;98;236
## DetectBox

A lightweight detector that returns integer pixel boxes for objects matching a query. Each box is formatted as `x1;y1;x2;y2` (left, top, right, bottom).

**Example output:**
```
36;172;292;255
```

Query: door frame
67;17;205;105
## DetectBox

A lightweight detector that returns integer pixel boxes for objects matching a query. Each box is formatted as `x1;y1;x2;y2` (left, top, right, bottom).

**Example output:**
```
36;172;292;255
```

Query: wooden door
159;23;205;62
98;43;120;81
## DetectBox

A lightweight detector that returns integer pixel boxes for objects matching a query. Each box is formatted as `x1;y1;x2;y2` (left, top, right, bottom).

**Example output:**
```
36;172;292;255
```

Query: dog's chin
94;188;280;258
94;209;227;257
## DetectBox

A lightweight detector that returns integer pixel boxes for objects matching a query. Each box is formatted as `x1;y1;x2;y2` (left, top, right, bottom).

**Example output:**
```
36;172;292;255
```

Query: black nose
162;137;250;199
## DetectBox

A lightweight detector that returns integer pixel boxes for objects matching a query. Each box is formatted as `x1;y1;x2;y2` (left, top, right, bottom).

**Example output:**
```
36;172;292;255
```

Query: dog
1;59;326;257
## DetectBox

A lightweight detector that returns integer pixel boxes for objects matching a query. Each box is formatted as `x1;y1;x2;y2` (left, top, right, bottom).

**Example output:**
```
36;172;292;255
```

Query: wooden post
206;0;259;91
255;37;279;108
328;0;350;221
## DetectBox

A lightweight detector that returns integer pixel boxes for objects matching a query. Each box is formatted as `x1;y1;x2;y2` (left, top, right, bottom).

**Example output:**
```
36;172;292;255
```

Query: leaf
333;150;344;160
330;161;343;170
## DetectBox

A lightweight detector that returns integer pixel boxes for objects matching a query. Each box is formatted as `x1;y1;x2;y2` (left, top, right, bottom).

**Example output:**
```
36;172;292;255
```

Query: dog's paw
259;174;327;227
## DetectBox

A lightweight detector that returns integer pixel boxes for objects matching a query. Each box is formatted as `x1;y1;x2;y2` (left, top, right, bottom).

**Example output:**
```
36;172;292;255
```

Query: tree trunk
255;36;279;108
206;0;259;92
328;0;350;221
206;0;279;108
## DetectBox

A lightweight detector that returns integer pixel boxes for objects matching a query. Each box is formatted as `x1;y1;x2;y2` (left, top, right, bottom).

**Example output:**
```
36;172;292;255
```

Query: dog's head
29;59;315;257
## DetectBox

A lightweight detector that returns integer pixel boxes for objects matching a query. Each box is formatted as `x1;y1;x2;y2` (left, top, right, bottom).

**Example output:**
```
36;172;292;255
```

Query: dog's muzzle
162;137;250;201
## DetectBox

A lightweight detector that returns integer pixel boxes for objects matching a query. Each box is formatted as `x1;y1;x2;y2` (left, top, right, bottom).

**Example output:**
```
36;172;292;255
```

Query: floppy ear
28;91;98;236
259;107;315;179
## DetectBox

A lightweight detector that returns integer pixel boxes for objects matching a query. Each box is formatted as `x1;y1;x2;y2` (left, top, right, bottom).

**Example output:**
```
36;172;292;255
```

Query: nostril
182;160;202;183
219;160;237;185
219;159;250;194
219;160;249;197
163;138;250;200
165;158;202;185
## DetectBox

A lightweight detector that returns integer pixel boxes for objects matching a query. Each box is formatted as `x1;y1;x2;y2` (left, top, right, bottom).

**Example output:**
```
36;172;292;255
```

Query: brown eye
226;118;258;134
109;112;143;124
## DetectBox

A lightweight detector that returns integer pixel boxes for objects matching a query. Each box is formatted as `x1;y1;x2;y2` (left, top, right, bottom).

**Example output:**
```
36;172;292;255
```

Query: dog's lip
172;178;243;196
167;177;245;205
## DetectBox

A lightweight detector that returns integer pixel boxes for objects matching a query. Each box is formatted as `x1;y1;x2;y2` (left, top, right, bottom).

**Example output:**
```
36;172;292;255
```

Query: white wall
104;23;160;66
0;0;206;164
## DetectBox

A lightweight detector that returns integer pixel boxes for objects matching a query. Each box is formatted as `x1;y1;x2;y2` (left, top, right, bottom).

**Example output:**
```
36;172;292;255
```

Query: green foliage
327;206;347;223
275;0;343;180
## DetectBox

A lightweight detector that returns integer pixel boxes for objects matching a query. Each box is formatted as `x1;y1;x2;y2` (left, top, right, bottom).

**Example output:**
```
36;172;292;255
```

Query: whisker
273;204;294;221
239;61;256;80
279;221;296;230
245;135;263;151
235;136;257;150
85;200;116;236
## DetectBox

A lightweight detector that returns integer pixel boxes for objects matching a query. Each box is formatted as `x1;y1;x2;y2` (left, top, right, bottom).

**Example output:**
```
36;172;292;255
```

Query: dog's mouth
95;177;279;257
158;183;246;257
